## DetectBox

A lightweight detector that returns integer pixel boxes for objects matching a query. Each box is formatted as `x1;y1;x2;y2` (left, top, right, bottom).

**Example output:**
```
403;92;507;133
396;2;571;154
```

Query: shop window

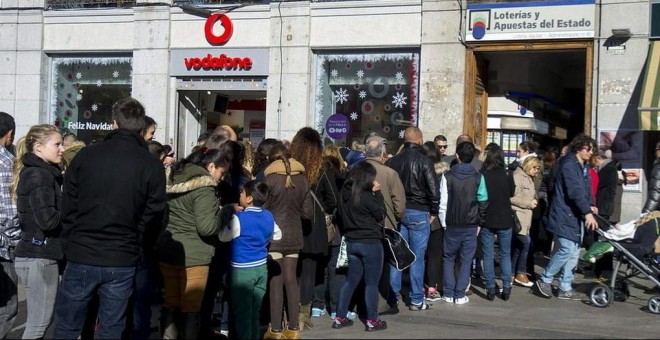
50;56;132;145
314;51;420;154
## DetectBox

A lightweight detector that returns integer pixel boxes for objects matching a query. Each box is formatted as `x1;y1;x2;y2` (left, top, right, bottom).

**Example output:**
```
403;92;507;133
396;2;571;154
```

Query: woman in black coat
11;124;65;339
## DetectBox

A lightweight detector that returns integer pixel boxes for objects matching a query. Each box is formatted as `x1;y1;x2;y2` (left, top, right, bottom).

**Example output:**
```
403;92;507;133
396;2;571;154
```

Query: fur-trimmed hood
264;158;305;176
166;164;217;194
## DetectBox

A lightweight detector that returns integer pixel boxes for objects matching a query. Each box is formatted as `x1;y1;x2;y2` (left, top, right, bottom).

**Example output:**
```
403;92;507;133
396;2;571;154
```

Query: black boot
486;287;497;301
160;307;179;340
501;287;512;301
181;312;200;340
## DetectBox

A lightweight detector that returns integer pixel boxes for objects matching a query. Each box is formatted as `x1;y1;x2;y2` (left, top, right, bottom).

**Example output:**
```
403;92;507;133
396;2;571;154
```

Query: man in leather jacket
384;127;439;311
642;142;660;214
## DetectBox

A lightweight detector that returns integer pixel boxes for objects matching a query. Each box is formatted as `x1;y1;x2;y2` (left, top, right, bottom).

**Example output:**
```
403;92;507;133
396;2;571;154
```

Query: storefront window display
314;51;420;153
50;56;132;145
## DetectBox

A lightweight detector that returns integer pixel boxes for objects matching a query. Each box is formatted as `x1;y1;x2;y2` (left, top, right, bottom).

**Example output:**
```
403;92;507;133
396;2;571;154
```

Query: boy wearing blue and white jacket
219;180;281;340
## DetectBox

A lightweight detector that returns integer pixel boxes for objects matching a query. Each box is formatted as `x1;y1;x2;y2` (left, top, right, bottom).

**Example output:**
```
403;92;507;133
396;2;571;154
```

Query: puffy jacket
157;163;222;267
14;153;64;260
546;152;593;243
642;161;660;213
386;142;439;215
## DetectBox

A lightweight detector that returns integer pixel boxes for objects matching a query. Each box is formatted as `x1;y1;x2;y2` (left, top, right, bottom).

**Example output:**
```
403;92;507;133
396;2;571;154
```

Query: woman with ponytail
155;147;231;340
11;124;64;339
263;143;313;339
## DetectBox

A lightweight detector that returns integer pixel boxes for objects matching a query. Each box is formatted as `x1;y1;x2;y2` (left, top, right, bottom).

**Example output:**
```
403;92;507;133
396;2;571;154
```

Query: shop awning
639;41;660;130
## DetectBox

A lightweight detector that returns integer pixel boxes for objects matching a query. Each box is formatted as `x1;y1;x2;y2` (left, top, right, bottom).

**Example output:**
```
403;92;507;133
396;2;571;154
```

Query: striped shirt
0;145;19;260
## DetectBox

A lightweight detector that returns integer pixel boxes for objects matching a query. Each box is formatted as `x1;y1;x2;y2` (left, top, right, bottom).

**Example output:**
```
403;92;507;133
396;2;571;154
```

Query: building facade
0;0;656;222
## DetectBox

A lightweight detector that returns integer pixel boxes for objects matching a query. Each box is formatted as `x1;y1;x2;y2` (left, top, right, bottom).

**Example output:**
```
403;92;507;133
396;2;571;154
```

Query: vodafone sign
169;14;269;76
205;13;233;45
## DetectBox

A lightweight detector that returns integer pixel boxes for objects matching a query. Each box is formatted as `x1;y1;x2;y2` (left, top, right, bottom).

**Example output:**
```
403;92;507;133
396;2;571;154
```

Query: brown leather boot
283;327;300;339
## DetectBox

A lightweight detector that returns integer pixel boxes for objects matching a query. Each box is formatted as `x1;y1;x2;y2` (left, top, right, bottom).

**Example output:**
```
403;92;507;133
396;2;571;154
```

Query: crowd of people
0;95;655;340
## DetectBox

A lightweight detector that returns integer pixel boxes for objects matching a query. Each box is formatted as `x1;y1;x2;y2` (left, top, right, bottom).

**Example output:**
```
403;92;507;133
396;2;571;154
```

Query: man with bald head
383;127;438;312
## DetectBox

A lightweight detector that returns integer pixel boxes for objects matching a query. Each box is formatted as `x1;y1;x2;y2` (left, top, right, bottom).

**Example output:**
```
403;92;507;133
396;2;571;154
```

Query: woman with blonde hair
511;156;542;288
263;143;312;339
11;124;65;339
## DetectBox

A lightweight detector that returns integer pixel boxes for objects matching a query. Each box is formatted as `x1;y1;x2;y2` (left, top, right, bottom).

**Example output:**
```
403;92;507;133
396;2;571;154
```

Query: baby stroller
583;214;660;313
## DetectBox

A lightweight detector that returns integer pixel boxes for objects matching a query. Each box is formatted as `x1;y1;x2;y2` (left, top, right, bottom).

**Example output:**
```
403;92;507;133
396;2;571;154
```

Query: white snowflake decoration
112;70;119;78
76;94;82;101
91;104;98;112
330;69;338;78
395;72;404;81
350;112;358;121
399;130;405;138
356;70;364;79
75;72;82;79
96;80;102;87
359;90;367;99
392;92;407;108
334;88;349;104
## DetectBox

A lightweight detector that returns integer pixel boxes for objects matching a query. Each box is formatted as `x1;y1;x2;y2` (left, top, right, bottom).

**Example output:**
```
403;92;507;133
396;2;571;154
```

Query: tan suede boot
298;304;313;330
283;327;301;339
263;326;287;340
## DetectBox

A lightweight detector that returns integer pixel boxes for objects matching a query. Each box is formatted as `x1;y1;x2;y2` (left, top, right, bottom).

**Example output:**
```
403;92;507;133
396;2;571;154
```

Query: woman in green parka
156;147;231;340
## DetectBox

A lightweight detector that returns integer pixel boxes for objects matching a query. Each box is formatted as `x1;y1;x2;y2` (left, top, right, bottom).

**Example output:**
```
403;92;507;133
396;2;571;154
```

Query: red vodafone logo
205;13;233;45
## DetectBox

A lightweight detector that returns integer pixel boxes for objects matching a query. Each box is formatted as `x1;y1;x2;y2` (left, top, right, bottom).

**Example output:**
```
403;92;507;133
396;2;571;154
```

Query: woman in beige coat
510;157;542;288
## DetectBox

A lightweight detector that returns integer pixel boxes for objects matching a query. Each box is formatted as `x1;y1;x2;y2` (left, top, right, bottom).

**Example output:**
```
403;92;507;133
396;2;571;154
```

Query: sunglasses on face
437;145;448;149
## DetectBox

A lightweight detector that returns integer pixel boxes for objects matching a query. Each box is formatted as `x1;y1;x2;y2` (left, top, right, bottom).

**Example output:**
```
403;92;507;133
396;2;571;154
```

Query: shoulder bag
309;190;338;244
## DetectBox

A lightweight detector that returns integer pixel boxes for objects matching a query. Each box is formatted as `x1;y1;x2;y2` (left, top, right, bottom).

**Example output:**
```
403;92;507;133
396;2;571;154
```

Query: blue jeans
443;227;478;299
511;233;531;275
131;255;160;340
539;234;582;292
14;257;59;339
54;261;136;339
479;228;512;290
337;240;383;321
389;209;430;305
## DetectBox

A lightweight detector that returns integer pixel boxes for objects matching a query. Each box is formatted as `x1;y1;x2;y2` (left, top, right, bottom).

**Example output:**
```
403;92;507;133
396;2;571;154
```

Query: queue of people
0;95;652;340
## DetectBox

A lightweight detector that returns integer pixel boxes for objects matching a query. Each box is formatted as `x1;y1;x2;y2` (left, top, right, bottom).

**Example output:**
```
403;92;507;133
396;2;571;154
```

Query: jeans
337;240;383;321
479;228;512;290
511;234;531;275
539;233;582;292
131;255;160;340
443;227;478;299
14;257;59;339
0;260;18;339
53;261;136;339
389;209;430;305
320;245;344;313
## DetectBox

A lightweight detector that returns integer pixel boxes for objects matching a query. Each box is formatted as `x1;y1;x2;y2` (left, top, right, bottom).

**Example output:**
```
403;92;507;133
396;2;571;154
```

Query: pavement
7;254;660;339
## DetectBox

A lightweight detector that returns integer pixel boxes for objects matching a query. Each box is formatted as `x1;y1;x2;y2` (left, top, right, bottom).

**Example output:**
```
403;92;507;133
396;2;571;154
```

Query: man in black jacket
53;97;167;339
385;127;438;312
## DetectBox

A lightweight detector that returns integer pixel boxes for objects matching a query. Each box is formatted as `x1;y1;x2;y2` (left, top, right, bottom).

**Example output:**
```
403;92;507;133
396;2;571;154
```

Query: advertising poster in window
598;129;643;169
622;168;642;192
50;56;132;145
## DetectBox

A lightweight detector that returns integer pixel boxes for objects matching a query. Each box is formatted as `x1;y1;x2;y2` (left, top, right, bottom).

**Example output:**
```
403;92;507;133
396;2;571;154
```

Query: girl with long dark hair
333;162;387;332
156;147;231;339
479;144;515;300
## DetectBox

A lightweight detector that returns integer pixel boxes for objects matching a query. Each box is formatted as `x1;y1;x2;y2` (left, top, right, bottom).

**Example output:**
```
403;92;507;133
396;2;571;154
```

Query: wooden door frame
464;40;594;147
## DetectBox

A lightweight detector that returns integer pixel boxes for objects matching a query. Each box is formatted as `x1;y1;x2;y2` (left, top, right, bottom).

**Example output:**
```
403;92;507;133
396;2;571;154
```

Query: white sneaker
454;296;470;305
441;296;454;303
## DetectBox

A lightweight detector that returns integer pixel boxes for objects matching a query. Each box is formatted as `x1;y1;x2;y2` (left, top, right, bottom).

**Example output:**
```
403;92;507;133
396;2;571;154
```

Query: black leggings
299;253;328;306
269;256;299;331
425;228;444;289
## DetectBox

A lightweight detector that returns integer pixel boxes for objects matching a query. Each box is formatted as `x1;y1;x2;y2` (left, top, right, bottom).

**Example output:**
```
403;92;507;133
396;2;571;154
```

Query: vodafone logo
205;13;233;45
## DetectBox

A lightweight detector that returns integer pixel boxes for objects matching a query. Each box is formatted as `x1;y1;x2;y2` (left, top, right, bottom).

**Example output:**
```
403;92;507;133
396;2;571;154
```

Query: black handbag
512;210;523;234
383;228;416;271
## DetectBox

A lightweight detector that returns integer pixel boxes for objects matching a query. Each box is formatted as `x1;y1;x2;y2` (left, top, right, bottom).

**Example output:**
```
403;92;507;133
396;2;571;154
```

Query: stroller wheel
589;283;613;308
648;296;660;314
